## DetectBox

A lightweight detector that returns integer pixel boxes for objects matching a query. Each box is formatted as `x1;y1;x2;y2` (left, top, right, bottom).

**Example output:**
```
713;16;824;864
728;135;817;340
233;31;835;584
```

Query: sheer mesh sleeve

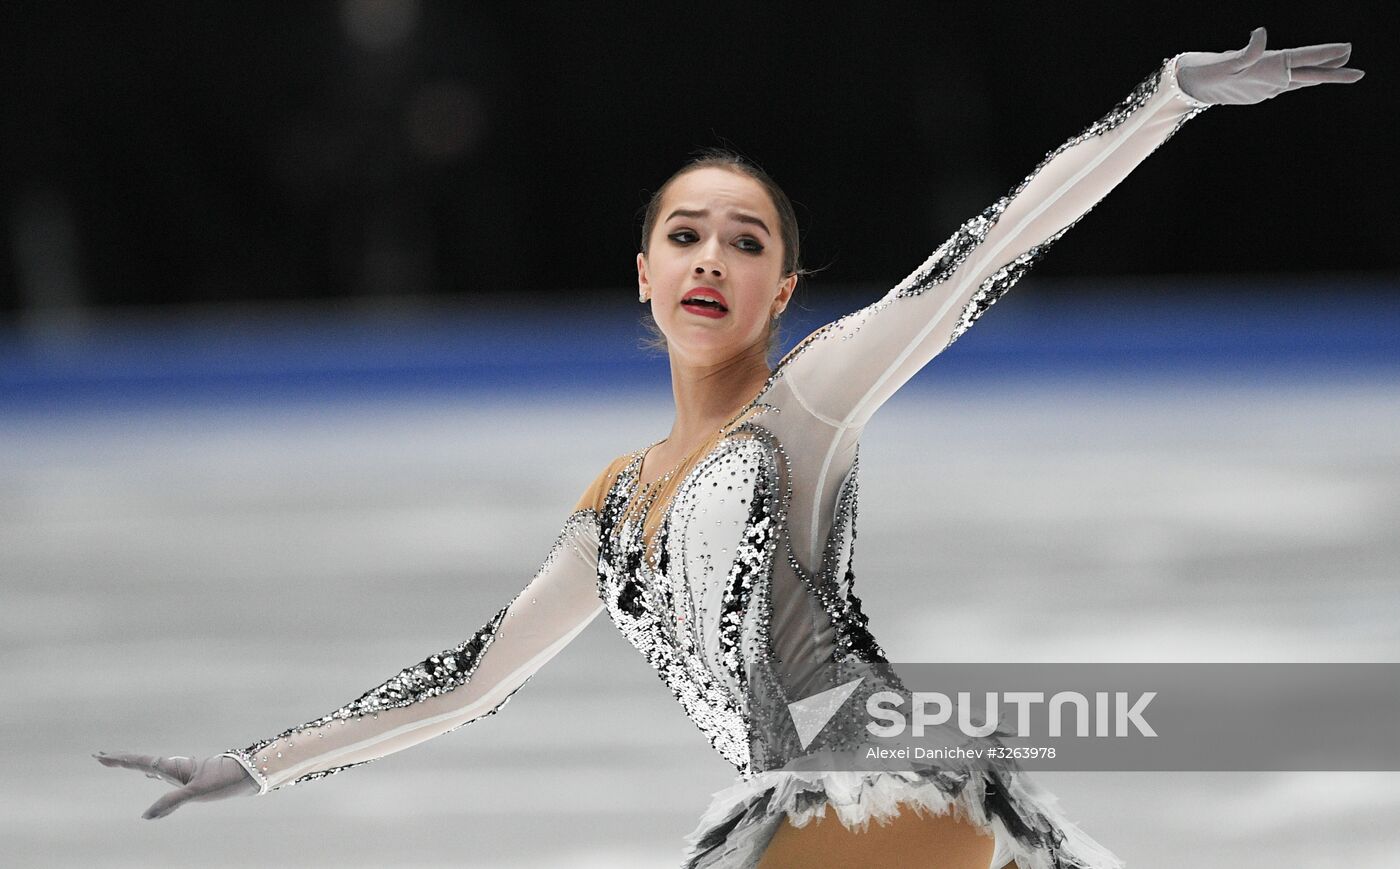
221;506;603;793
776;54;1211;430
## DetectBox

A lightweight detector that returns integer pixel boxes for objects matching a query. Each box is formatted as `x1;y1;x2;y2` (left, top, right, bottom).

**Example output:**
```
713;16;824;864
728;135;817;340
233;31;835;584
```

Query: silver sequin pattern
595;436;779;771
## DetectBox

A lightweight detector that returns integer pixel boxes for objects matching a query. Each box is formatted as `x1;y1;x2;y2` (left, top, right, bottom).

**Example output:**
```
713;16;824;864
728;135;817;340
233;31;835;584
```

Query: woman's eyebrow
665;208;771;236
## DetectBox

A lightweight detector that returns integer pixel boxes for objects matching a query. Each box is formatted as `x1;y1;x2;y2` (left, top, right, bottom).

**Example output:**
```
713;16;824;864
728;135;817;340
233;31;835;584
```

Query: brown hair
637;147;814;362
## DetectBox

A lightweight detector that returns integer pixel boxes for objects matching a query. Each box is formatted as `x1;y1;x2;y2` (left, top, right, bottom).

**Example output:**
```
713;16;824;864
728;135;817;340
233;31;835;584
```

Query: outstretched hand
1176;26;1363;106
94;751;259;819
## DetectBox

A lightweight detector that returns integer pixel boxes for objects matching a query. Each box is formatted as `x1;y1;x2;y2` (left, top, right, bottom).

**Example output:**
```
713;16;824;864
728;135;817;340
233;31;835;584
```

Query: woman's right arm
221;507;604;794
98;487;609;816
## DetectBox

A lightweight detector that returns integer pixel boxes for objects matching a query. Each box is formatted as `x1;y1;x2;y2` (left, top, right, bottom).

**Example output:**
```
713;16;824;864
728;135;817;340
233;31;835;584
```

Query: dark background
3;1;1395;317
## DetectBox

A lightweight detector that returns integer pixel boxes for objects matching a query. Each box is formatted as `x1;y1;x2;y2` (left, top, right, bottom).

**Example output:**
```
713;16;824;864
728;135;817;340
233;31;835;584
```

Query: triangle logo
786;677;865;750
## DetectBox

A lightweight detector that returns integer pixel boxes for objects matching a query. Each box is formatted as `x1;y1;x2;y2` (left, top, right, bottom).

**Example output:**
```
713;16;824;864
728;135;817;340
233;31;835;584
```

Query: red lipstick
681;287;729;319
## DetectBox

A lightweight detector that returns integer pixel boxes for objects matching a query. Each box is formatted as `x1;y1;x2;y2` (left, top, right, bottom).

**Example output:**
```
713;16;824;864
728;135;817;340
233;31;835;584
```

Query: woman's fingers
142;787;196;820
1230;27;1269;71
95;751;162;776
93;751;189;786
1280;44;1363;88
1285;43;1352;69
1288;66;1366;87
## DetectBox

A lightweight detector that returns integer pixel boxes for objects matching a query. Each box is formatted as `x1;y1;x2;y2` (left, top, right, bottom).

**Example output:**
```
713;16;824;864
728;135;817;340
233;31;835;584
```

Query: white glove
1176;26;1363;106
94;751;259;819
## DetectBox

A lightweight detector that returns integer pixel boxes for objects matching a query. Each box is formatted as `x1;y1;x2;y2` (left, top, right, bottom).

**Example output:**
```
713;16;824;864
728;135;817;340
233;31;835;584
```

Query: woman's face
638;166;796;366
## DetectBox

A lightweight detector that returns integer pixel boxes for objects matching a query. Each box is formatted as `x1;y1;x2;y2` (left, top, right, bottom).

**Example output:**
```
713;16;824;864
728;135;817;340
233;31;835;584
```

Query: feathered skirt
679;765;1124;869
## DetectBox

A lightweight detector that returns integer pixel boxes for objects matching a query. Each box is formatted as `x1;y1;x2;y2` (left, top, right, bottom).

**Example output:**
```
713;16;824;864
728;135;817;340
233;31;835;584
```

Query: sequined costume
223;55;1211;868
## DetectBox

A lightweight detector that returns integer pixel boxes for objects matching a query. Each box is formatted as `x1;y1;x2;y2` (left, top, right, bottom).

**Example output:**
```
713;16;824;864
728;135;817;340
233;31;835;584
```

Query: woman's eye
668;230;697;244
736;238;764;253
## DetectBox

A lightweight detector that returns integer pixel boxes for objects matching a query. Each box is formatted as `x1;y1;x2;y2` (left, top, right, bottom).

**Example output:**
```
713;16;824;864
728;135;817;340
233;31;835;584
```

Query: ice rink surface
5;372;1399;867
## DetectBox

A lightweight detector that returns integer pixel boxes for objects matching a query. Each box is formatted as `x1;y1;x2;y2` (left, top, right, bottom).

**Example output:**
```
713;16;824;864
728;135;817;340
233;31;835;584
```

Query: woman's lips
681;287;728;318
681;300;728;319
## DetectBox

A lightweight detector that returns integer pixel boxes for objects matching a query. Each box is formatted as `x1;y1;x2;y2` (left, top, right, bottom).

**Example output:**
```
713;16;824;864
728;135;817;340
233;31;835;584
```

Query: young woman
97;28;1361;869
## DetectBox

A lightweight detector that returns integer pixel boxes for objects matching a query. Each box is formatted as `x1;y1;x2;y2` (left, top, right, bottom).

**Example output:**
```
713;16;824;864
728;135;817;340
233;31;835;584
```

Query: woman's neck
664;343;771;449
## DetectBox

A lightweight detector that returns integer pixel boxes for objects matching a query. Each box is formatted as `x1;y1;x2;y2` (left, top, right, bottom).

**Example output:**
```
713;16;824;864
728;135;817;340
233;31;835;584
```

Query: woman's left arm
774;28;1360;431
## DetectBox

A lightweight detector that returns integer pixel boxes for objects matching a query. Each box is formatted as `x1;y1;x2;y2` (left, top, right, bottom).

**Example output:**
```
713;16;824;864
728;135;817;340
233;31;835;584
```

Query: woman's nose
693;261;722;278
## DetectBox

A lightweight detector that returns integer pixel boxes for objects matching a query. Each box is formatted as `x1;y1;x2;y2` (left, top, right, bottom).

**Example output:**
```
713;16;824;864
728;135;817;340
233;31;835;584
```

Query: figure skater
97;27;1362;868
